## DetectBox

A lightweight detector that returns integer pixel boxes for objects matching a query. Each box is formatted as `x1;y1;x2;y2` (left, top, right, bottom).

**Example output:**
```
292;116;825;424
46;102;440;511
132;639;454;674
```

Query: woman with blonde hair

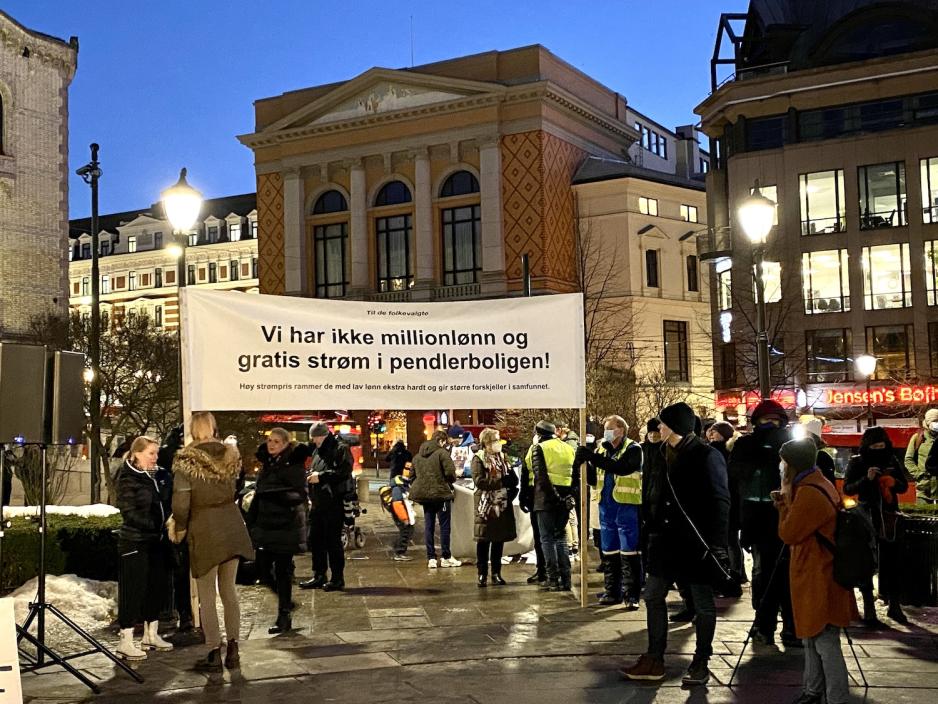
471;427;518;587
172;411;254;672
115;435;174;660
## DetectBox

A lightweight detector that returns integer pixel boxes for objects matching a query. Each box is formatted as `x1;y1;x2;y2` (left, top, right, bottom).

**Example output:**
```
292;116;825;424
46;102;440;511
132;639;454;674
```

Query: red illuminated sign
824;384;938;407
714;389;798;410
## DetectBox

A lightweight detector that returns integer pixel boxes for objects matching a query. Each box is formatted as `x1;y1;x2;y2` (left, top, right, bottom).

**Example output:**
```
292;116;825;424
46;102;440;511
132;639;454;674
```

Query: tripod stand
9;443;143;693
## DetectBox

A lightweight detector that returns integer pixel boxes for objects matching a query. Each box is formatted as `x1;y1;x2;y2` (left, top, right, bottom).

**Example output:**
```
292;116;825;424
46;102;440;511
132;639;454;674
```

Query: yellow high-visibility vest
525;438;575;488
596;439;641;505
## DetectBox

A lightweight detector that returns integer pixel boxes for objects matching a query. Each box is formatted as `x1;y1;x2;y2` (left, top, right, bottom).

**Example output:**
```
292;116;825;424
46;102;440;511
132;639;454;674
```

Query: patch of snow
11;575;116;630
3;504;119;519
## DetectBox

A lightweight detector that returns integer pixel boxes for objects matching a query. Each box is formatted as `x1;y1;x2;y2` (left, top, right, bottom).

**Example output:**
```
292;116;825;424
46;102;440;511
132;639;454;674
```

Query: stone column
349;160;369;295
282;168;306;295
414;148;434;298
479;138;506;296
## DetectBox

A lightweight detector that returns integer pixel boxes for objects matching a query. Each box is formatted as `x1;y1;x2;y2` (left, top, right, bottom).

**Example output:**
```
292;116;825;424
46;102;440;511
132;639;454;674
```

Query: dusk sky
8;0;737;217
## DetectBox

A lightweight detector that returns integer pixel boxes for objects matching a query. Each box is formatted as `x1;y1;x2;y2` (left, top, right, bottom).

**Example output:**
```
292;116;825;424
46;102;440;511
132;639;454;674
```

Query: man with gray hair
299;422;354;591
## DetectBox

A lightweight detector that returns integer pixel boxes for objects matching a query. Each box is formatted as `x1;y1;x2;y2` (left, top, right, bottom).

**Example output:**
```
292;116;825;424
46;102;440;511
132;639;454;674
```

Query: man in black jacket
622;402;730;687
300;422;354;592
728;399;797;647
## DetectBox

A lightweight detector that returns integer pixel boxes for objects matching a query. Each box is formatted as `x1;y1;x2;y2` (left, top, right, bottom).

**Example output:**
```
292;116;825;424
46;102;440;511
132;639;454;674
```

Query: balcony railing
696;227;733;262
367;290;412;303
434;283;481;300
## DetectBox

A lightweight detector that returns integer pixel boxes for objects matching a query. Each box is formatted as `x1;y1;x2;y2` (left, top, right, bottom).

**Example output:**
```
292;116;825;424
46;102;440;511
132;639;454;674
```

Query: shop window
921;157;938;224
686;255;699;292
806;328;853;383
859;161;906;229
314;222;348;298
802;249;850;314
645;249;659;288
866;324;914;380
639;197;658;216
376;214;412;291
442;205;481;285
663;320;689;382
716;258;732;310
680;204;699;223
862;243;911;309
800;170;846;235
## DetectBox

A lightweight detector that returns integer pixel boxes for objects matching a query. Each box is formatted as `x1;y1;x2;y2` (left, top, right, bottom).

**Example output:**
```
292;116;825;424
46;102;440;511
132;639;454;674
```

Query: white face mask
603;429;617;444
930;422;938;433
531;435;540;446
488;441;504;454
779;461;787;484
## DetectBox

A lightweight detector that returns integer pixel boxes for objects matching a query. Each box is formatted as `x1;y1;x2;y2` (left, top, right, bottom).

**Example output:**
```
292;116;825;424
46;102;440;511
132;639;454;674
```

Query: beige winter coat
172;441;254;578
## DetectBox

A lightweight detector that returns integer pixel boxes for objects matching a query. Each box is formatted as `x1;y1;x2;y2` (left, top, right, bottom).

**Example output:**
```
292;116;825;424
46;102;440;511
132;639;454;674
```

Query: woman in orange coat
775;438;858;704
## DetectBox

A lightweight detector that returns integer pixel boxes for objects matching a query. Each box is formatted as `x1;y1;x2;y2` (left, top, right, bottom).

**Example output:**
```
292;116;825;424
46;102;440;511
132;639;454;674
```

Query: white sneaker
440;557;462;568
117;628;148;661
142;620;173;651
428;558;439;569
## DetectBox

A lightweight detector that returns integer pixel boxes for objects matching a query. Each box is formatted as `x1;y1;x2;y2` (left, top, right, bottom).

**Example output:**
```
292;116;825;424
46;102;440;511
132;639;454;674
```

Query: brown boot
224;640;240;669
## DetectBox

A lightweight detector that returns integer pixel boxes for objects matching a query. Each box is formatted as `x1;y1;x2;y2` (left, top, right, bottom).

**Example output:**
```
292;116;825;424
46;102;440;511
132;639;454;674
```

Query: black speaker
49;350;85;445
0;343;48;444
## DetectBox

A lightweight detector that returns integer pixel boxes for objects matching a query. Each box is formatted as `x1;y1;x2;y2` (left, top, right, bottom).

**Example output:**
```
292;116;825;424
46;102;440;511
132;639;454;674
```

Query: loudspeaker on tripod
48;350;85;446
0;343;48;444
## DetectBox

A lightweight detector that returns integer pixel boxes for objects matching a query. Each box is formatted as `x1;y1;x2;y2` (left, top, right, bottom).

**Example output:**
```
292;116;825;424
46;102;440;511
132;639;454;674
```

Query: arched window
312;189;348;215
374;180;412;207
440;170;479;198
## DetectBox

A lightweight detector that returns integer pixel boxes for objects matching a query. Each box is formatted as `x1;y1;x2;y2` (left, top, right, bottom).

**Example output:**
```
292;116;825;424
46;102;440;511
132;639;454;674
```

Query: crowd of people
112;402;935;698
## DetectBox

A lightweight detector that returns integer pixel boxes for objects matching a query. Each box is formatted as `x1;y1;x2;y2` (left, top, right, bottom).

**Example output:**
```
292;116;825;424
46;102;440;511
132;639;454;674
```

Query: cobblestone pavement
18;499;938;703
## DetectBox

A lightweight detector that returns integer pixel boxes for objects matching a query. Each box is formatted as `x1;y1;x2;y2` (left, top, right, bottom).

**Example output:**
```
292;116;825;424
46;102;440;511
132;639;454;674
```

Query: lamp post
161;168;203;421
76;144;103;503
855;354;878;427
737;181;777;401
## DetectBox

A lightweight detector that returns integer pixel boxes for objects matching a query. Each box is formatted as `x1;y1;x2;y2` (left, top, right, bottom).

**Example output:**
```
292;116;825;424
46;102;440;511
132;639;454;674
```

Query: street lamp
161;168;203;423
737;180;777;401
76;143;103;503
855;354;878;427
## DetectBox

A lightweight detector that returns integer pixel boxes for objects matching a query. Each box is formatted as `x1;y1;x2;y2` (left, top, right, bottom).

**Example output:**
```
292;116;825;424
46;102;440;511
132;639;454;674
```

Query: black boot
268;610;292;634
622;554;642;610
861;588;886;629
193;648;223;673
598;553;622;605
322;579;345;592
478;574;487;588
491;572;507;586
299;574;327;590
527;570;547;584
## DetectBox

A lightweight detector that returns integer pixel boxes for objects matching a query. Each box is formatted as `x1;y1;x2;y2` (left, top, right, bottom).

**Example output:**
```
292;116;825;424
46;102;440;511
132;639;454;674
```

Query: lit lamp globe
738;184;777;244
855;354;878;379
161;168;203;234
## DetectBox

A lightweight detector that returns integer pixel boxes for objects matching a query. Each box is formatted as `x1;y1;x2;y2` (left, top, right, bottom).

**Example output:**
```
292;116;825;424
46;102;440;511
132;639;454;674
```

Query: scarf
477;451;510;521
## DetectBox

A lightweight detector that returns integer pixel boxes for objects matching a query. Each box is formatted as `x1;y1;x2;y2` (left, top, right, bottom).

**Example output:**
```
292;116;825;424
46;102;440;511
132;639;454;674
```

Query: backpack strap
801;482;839;554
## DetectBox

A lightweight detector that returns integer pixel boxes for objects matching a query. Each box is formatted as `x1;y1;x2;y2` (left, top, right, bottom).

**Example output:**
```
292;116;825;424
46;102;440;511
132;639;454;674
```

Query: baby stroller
341;492;366;550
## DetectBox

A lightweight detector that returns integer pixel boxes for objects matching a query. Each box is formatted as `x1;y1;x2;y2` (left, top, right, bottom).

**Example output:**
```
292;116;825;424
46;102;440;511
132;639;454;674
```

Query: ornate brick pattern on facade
257;172;285;295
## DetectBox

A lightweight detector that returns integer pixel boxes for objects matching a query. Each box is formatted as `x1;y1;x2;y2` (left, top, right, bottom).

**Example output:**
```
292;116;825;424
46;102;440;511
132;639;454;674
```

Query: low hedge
1;514;122;592
900;503;938;517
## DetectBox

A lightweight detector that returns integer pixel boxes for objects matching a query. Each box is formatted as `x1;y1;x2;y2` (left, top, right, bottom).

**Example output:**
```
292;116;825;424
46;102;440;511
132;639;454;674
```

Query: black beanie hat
659;402;696;437
646;418;660;433
750;399;789;426
780;438;818;475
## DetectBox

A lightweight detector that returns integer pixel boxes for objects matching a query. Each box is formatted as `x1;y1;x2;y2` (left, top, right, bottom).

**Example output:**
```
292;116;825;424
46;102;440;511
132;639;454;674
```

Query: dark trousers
531;512;546;576
476;540;505;577
309;504;345;582
118;539;168;629
172;541;193;625
752;536;794;636
422;500;452;560
645;573;717;659
728;529;747;583
393;516;414;555
536;507;571;585
256;547;294;613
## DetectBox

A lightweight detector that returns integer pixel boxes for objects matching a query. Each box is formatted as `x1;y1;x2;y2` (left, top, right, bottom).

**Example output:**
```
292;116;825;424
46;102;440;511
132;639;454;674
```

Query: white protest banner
182;289;585;411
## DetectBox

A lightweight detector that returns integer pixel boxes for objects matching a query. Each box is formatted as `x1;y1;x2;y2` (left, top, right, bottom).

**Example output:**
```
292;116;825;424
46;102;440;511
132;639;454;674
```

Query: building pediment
242;68;506;146
118;214;164;231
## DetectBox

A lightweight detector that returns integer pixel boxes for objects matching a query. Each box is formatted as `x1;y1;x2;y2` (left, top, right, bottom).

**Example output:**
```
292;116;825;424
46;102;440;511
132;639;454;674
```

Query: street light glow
167;243;184;259
161;168;203;233
855;354;878;379
83;368;94;383
738;182;777;244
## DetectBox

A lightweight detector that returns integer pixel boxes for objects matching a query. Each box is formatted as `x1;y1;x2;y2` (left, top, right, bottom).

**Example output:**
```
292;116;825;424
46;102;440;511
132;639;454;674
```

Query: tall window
376;215;412;292
128;271;137;291
806;328;853;382
128;236;137;253
314;223;348;297
680;204;699;223
311;190;349;298
208;262;217;283
154;305;163;328
442;205;481;285
802;249;850;314
721;342;737;387
207;225;219;243
81;243;91;259
925;241;938;305
922;157;938;223
859;161;906;229
757;261;782;303
645;249;659;288
686;255;699;292
81;277;89;295
862;243;911;309
800;169;846;234
715;258;732;310
100;241;110;256
867;324;914;380
639;197;658;216
188;232;199;246
229;223;241;241
250;220;258;238
154;232;162;249
440;170;479;198
101;275;110;294
252;257;258;278
187;264;196;285
155;268;162;288
663;320;689;382
230;259;239;282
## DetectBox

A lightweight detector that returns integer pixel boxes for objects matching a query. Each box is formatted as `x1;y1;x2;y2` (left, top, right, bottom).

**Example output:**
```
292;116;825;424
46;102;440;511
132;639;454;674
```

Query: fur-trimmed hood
173;441;241;483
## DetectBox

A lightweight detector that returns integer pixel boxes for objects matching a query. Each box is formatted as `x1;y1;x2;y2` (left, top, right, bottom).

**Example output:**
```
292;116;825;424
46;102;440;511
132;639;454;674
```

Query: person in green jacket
904;408;938;503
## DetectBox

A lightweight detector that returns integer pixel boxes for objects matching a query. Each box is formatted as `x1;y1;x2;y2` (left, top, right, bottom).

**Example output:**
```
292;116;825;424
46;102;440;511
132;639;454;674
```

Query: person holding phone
843;426;909;627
